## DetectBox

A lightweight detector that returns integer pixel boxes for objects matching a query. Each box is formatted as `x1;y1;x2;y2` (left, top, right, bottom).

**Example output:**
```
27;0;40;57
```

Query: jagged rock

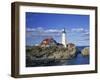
26;38;77;66
67;43;77;57
26;43;77;66
47;47;71;60
81;47;89;56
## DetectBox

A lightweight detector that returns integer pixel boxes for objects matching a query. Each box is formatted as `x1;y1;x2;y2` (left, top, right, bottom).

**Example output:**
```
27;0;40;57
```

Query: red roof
41;38;53;45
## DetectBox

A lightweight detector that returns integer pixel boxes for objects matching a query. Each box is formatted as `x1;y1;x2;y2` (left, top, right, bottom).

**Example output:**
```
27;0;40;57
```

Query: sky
26;12;90;46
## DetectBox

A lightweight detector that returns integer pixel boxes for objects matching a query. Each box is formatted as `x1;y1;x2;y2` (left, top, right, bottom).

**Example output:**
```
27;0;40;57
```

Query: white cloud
26;28;36;32
83;32;89;35
31;33;60;36
71;28;84;32
26;27;62;37
71;28;89;38
45;29;62;33
26;27;62;33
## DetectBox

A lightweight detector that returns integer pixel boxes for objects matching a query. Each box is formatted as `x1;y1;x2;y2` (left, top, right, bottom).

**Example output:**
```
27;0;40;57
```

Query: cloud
80;31;89;38
79;37;89;41
26;27;63;33
26;27;62;37
26;28;36;32
45;29;62;33
70;28;89;39
31;33;60;37
71;27;89;32
82;32;89;35
71;28;84;32
26;27;89;40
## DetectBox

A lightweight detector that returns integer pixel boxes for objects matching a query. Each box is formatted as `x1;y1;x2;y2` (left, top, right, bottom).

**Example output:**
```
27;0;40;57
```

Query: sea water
64;46;89;65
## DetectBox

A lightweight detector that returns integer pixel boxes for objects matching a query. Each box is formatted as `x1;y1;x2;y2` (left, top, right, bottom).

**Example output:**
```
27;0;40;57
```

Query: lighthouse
61;28;66;47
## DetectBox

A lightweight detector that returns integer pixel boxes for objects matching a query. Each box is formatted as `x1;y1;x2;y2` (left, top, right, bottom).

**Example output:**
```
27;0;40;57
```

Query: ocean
64;46;89;65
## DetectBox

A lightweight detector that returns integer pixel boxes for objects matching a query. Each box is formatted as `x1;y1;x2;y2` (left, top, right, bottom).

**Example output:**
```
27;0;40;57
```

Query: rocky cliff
26;42;77;66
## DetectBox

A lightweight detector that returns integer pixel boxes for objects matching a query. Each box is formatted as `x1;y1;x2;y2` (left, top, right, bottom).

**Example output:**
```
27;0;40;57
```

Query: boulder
81;47;89;56
67;43;77;57
47;47;71;60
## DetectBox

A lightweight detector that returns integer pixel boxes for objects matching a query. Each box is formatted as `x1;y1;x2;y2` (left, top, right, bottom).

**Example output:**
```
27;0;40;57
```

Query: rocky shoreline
26;44;89;67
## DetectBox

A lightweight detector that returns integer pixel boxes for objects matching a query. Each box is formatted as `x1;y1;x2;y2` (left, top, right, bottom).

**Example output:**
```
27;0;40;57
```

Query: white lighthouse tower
61;28;66;47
